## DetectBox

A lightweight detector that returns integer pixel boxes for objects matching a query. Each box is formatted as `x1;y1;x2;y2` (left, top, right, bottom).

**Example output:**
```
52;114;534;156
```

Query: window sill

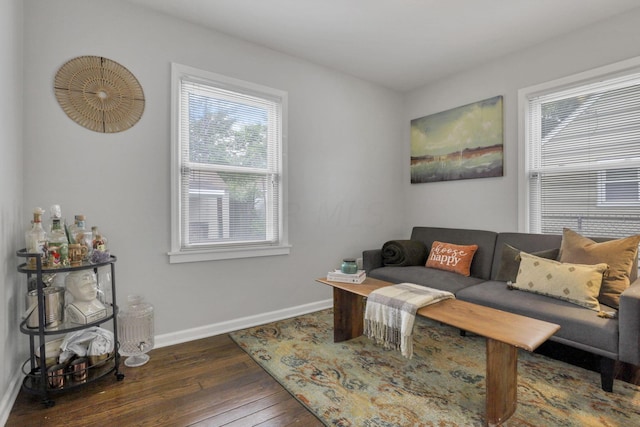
168;244;291;264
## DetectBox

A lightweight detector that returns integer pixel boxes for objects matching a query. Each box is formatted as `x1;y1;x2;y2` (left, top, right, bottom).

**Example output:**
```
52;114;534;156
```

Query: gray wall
404;8;640;233
0;0;24;422
21;0;405;343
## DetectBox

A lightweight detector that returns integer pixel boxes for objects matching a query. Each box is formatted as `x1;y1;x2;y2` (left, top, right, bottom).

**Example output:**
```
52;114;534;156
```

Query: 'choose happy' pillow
426;241;478;277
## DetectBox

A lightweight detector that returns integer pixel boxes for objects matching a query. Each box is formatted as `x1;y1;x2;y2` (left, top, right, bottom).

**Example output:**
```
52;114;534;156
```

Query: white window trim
169;63;290;263
517;56;640;232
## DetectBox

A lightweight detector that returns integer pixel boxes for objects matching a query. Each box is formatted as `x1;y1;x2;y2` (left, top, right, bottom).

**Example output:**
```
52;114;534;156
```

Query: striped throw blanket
364;283;455;358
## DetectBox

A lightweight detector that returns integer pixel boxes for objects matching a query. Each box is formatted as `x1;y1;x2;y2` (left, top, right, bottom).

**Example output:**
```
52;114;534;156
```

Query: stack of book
327;269;366;284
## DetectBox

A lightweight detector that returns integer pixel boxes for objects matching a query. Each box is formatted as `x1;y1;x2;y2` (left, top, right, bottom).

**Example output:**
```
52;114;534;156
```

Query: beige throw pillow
559;228;640;309
513;252;608;311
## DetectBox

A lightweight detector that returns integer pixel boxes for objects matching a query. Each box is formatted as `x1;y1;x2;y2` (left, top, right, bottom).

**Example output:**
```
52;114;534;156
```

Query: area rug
230;309;640;426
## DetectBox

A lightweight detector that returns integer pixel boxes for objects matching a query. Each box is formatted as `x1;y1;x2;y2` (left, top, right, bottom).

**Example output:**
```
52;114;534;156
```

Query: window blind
526;73;640;238
178;76;282;250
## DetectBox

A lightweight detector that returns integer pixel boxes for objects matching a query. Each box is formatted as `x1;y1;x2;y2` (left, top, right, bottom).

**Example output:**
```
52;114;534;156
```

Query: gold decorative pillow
559;228;640;308
512;252;608;311
426;241;478;277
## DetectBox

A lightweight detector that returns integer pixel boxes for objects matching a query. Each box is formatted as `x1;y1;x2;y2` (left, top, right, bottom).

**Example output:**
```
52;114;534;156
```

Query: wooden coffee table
317;277;560;427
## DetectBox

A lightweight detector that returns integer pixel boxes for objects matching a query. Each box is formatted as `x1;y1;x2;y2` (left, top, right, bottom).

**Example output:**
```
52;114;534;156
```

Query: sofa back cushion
495;244;560;283
410;227;497;280
491;233;563;280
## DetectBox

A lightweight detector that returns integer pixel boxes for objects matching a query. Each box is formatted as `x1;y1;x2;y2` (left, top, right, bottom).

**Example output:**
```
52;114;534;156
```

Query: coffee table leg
333;288;364;342
485;338;518;426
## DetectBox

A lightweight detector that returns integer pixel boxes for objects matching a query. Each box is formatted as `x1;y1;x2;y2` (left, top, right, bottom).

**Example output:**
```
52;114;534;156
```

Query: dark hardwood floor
7;332;639;426
6;334;323;427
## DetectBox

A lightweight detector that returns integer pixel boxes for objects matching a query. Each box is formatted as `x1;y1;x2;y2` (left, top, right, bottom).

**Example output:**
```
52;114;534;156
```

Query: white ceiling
124;0;640;92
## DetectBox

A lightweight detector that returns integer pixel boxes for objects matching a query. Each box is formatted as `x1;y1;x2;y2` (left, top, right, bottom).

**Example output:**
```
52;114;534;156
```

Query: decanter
118;295;154;367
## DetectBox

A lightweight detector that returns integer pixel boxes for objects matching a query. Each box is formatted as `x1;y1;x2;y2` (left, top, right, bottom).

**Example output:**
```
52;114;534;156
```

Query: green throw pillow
512;252;608;311
495;244;560;283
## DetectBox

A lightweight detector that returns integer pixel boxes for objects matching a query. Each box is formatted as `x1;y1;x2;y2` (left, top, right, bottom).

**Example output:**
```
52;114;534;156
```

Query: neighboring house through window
598;169;640;207
519;58;640;239
170;63;289;263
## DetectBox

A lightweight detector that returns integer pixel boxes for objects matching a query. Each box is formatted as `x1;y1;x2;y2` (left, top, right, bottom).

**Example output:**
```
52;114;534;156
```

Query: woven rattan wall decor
54;56;145;133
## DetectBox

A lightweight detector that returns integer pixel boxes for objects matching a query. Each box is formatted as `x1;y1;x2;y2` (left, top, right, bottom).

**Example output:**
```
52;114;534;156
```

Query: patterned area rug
230;309;640;426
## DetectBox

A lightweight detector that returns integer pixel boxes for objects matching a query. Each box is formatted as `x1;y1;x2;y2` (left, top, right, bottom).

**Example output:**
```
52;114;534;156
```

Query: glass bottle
68;214;88;243
67;215;80;243
48;216;69;268
48;205;63;231
25;208;47;269
117;295;154;367
90;226;109;263
91;226;107;251
69;215;93;261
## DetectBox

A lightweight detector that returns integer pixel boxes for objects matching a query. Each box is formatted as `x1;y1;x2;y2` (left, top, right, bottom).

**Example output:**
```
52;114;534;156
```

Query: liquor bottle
48;206;69;268
49;218;69;267
68;214;86;243
69;214;93;261
25;207;47;269
67;215;80;243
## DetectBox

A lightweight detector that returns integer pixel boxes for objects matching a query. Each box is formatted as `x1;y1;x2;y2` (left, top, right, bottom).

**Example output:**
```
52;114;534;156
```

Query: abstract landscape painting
411;95;503;183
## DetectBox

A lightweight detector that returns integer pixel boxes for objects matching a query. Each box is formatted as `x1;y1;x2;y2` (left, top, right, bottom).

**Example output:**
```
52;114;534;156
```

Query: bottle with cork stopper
69;214;93;261
91;226;110;263
48;204;69;268
25;207;47;268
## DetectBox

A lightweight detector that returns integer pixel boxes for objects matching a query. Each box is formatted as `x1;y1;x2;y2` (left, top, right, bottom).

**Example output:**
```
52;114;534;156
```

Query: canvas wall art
410;95;503;183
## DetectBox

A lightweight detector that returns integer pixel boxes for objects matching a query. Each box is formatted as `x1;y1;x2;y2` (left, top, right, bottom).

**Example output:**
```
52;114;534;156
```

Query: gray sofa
363;226;640;392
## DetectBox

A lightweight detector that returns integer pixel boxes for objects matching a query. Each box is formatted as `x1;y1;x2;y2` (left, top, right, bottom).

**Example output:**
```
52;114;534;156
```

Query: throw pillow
495;244;560;282
513;252;608;311
426;241;478;277
559;228;640;309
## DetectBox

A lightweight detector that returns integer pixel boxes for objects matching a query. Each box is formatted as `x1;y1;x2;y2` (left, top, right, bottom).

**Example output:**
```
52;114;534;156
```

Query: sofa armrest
619;276;640;365
363;249;383;273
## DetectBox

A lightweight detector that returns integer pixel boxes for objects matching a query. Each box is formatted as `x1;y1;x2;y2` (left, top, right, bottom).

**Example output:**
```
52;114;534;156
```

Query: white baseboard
154;298;332;349
0;370;26;426
0;299;332;423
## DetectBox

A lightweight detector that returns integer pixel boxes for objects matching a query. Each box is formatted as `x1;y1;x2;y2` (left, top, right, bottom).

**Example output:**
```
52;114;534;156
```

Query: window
520;59;640;239
170;64;289;263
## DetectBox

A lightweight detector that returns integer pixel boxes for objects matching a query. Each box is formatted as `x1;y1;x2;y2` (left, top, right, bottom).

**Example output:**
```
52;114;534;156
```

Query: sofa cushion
495;244;560;282
512;252;608;311
368;266;485;294
559;228;640;309
426;241;478;276
456;280;619;356
491;233;563;280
